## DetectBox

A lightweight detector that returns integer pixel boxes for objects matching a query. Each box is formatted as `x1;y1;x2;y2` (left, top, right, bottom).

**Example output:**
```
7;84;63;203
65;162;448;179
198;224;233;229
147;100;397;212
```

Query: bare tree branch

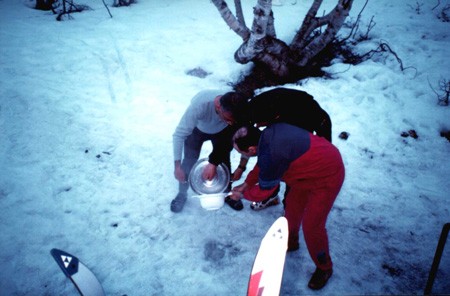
290;0;323;50
211;0;251;40
340;0;370;43
234;0;246;28
266;10;277;38
428;76;450;106
235;0;273;62
102;0;113;18
432;0;441;10
291;0;354;66
211;0;356;81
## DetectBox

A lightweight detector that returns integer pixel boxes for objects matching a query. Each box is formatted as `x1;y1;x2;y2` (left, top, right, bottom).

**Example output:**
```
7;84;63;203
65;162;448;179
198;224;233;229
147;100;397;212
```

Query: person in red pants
229;124;345;290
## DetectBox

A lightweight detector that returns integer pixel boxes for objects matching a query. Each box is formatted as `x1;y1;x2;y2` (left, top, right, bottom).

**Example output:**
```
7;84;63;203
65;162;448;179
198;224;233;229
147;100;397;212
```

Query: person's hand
232;182;248;193
231;168;244;181
174;162;186;183
202;163;217;181
228;191;242;201
232;156;249;182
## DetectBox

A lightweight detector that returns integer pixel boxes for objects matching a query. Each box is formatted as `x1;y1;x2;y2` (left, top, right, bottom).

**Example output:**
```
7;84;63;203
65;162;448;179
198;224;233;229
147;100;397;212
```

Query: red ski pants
284;167;345;271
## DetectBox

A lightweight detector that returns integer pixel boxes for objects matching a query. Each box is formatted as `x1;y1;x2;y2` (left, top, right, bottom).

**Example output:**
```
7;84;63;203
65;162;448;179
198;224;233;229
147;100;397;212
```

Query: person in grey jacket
171;90;248;213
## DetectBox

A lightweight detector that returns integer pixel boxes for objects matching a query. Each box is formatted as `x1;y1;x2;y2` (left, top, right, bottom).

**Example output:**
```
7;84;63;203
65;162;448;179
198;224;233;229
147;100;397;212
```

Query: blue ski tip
51;248;79;277
51;248;106;296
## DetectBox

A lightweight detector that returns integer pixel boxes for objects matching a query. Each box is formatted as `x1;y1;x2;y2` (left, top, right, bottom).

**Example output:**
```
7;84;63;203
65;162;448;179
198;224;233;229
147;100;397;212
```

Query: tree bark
211;0;251;40
290;0;354;66
234;0;272;62
234;0;291;77
212;0;354;80
234;0;247;29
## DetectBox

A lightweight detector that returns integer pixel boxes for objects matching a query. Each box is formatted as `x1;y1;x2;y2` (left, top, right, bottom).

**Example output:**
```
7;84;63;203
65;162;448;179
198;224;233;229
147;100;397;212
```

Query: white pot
194;193;227;211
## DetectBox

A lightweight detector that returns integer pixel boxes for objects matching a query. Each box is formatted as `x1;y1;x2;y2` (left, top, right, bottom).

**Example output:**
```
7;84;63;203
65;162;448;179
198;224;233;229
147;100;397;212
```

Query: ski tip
51;248;80;277
51;248;106;296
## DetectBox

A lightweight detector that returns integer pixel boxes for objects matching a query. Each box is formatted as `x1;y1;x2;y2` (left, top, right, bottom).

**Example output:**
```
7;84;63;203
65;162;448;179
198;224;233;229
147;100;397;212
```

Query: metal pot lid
189;158;230;195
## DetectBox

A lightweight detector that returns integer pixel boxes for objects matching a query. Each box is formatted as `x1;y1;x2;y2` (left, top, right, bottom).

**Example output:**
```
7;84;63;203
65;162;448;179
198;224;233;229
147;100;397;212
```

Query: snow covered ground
0;0;449;295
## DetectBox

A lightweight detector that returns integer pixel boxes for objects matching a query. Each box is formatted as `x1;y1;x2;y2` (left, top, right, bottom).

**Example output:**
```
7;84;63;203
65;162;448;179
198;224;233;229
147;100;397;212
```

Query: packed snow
0;0;449;295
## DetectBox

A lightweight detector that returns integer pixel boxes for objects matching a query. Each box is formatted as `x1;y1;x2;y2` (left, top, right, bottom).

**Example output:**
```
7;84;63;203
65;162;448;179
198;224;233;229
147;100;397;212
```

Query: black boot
308;268;333;290
170;192;187;213
287;233;299;252
224;196;243;211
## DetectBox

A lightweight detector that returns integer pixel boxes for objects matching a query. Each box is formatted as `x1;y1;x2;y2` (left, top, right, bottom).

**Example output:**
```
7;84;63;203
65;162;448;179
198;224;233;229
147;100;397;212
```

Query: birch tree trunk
291;0;354;67
212;0;354;79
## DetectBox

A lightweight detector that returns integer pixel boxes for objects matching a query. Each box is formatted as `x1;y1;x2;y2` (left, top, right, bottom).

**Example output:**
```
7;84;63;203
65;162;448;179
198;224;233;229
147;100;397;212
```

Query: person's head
232;126;261;157
215;92;249;125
